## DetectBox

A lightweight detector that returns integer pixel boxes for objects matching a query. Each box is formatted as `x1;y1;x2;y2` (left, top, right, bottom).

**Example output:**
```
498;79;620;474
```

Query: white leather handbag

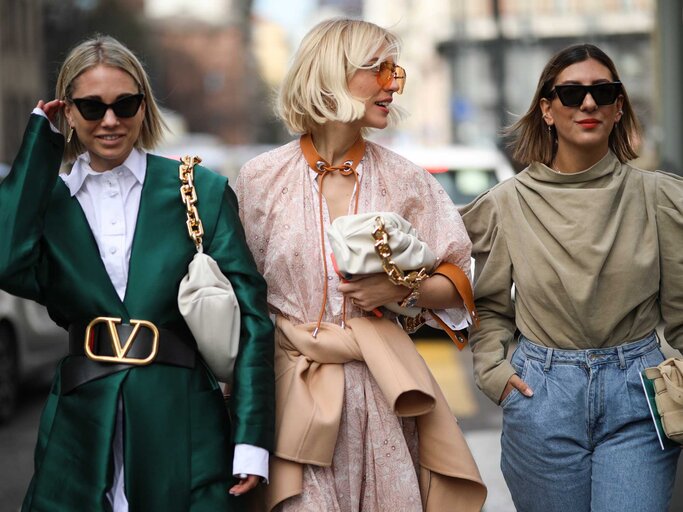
327;212;436;316
177;156;240;383
178;250;240;383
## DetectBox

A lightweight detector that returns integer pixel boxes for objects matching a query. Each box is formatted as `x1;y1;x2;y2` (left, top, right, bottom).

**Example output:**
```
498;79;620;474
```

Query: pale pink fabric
235;139;472;327
274;361;422;512
235;140;472;511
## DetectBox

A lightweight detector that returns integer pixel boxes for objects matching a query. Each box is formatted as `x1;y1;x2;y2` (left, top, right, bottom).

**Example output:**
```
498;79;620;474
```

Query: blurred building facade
365;0;662;164
0;0;679;172
439;0;658;167
146;0;277;144
0;0;44;164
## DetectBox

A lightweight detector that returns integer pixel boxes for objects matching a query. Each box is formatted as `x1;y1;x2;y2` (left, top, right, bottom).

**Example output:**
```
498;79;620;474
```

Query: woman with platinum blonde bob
461;43;682;511
0;35;274;511
237;18;486;512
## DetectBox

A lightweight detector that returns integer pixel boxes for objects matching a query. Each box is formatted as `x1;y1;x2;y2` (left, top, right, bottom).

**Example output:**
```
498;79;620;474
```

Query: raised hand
36;99;65;126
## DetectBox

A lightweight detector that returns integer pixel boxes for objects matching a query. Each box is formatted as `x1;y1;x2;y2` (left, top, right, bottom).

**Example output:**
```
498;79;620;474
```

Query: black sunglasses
70;93;145;121
549;82;622;107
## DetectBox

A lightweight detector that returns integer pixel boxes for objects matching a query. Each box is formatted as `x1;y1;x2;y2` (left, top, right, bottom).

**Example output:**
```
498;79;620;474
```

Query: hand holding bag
327;212;477;350
177;155;240;383
327;212;436;317
643;357;683;444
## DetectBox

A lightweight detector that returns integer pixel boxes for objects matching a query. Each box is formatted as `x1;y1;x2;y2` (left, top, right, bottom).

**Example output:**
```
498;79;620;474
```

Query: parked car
0;291;67;423
388;144;516;206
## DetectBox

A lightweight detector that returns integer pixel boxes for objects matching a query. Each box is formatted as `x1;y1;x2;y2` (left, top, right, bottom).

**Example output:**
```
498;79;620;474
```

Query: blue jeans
500;333;680;512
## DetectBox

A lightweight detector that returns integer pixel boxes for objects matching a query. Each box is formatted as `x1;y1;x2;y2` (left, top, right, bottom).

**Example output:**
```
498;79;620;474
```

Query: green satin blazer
0;115;274;511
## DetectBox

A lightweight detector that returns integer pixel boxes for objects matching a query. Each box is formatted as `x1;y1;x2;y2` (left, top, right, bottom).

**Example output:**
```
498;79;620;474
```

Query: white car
388;144;516;207
0;291;67;422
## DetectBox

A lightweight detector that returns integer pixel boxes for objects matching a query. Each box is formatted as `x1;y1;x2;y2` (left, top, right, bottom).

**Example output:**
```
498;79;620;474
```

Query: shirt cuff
32;108;61;134
233;444;269;483
427;307;469;331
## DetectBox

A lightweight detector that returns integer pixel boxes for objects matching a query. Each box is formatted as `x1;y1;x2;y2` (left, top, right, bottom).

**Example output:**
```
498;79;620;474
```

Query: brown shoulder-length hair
56;35;168;163
505;43;640;166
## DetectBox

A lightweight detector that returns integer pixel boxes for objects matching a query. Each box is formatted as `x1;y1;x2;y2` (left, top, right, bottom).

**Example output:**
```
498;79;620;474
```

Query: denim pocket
638;345;666;371
501;347;529;409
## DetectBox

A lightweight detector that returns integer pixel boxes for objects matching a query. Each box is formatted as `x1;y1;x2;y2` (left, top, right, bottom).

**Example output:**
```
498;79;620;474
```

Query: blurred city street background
1;0;682;510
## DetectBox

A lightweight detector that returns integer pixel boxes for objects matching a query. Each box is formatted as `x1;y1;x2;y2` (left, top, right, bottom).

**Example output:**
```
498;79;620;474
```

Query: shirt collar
61;148;147;196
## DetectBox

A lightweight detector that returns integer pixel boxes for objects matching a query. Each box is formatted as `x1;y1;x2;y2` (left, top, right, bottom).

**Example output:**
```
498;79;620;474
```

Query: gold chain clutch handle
177;155;241;385
371;215;430;289
372;215;477;350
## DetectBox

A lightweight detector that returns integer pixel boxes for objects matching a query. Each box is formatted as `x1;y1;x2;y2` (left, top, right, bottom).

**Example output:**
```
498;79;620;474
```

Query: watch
399;286;421;309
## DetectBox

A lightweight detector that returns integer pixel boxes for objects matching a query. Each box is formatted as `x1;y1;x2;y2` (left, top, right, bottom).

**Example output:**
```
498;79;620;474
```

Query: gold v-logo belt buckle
84;317;159;365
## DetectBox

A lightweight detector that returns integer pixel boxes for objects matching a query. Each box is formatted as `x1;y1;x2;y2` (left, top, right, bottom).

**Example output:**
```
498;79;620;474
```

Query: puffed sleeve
459;190;517;403
397;167;472;329
656;171;683;352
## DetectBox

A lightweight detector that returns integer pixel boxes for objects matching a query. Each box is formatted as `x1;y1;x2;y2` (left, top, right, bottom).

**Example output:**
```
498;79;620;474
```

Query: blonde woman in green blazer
0;35;274;511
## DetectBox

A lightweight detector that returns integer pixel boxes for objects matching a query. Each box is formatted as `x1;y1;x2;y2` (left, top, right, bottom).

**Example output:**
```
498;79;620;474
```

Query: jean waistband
518;332;658;368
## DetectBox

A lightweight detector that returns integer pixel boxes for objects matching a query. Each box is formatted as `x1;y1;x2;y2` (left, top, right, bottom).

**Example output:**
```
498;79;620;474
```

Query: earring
547;125;552;133
66;127;74;143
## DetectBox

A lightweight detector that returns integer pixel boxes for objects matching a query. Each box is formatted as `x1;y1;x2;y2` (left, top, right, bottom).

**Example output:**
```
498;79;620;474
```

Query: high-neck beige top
460;151;683;403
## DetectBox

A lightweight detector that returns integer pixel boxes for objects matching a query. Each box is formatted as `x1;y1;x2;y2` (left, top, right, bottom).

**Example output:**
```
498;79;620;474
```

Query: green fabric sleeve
206;180;275;451
0;114;64;302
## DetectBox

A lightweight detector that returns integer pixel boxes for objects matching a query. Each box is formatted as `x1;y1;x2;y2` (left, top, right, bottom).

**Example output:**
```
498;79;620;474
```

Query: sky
253;0;316;35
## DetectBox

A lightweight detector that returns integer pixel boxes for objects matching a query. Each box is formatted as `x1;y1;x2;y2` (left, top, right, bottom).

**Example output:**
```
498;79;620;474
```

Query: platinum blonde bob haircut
56;35;168;163
277;18;403;135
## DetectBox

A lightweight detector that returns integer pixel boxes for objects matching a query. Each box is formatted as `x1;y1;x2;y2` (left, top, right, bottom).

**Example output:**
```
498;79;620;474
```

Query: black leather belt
61;320;197;394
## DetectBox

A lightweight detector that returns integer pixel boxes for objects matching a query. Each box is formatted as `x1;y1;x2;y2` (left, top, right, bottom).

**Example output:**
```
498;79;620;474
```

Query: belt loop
617;345;626;369
544;347;553;372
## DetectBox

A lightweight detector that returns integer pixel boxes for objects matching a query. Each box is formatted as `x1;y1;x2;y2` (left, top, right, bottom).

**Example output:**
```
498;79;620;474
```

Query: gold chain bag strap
177;155;240;383
372;215;429;318
373;216;477;351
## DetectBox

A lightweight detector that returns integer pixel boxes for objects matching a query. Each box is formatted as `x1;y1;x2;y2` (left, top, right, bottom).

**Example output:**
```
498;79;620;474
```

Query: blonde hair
56;35;168;163
277;18;403;135
506;43;640;165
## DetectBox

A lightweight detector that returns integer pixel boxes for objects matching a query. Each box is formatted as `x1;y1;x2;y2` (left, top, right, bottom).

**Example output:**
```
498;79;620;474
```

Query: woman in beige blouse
461;43;682;511
236;17;486;512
